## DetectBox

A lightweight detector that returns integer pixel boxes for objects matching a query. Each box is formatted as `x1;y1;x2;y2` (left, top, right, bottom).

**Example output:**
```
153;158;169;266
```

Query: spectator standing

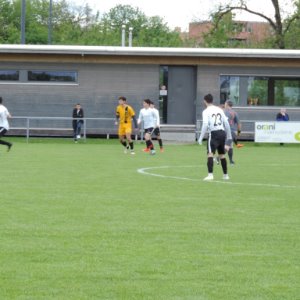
72;103;84;142
276;108;289;145
276;108;289;122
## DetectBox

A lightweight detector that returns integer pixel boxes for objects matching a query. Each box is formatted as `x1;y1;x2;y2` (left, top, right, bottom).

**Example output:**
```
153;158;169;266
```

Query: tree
202;12;243;48
212;0;300;49
100;5;183;47
0;1;183;47
284;0;300;48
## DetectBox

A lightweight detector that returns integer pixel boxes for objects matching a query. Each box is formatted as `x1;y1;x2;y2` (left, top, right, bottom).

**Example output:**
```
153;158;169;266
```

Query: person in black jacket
72;103;84;142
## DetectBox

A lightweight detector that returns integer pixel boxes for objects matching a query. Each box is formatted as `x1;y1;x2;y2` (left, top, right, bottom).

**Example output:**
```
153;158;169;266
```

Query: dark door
167;66;197;124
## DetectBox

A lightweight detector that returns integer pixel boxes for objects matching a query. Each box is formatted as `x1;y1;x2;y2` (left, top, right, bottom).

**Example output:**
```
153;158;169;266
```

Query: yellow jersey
116;104;135;125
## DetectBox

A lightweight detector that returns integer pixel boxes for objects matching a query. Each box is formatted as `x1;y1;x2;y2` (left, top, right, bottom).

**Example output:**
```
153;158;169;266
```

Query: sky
70;0;295;31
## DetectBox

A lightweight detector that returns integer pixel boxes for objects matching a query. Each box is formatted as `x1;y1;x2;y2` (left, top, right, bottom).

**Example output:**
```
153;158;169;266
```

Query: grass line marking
137;166;299;189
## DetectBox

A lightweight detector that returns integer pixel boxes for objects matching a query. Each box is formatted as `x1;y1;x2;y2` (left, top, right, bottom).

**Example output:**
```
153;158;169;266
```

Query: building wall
196;65;300;123
0;62;159;128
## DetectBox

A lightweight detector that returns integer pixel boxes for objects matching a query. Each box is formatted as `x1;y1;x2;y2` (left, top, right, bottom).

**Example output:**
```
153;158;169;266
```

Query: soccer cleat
223;174;230;180
150;149;156;155
7;144;12;152
143;148;150;152
124;145;130;154
203;174;214;181
130;150;135;155
230;161;235;165
237;143;244;148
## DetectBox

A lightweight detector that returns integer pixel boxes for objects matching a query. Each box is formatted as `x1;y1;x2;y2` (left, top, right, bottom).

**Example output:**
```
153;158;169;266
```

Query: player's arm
154;109;160;127
115;111;120;125
132;115;138;128
137;110;142;126
235;114;242;135
223;114;232;142
198;122;208;145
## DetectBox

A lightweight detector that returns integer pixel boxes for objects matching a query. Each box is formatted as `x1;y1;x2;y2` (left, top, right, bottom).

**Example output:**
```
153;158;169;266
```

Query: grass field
0;137;299;300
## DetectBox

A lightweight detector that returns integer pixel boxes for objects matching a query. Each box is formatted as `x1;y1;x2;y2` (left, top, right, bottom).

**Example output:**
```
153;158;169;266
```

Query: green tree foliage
0;0;183;47
202;12;243;48
284;0;300;49
211;0;300;49
100;5;182;47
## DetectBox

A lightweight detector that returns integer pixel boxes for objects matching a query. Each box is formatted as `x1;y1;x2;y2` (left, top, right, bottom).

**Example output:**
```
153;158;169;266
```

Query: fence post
26;118;30;143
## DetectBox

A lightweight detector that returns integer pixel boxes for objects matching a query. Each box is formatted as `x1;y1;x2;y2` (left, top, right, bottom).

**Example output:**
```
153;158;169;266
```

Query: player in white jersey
0;97;13;152
138;99;157;155
198;94;232;181
149;101;164;152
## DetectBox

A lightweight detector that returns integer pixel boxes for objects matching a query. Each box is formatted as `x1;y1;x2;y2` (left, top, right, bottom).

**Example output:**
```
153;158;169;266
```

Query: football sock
121;140;127;148
146;140;153;149
158;139;163;148
207;157;213;173
228;149;233;162
129;142;134;150
221;158;227;174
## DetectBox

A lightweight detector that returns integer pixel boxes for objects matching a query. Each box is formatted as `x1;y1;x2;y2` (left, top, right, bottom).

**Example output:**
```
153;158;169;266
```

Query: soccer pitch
1;138;299;300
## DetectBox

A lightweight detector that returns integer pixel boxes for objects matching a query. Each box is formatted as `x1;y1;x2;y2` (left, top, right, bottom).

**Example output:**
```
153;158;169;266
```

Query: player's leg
218;134;229;180
0;128;12;151
118;126;129;152
203;135;214;181
144;129;155;154
155;128;164;152
125;125;135;154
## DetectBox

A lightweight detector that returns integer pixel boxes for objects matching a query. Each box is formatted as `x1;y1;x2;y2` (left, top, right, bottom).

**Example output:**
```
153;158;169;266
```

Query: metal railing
10;116;116;142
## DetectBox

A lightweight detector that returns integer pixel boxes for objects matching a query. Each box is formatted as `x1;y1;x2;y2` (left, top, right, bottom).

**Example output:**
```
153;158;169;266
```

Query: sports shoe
143;148;150;152
230;161;235;165
77;135;81;139
237;143;244;148
223;174;230;180
130;151;135;155
150;149;156;155
7;144;12;152
124;145;130;154
203;174;214;181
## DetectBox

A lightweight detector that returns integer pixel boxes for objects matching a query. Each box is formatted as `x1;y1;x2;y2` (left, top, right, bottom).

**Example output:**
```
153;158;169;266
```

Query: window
220;75;300;107
28;70;77;82
0;70;19;81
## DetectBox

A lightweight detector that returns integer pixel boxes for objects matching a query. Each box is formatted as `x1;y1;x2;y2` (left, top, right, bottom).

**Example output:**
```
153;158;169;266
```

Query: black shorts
152;127;160;136
207;130;226;155
144;127;154;134
0;127;8;137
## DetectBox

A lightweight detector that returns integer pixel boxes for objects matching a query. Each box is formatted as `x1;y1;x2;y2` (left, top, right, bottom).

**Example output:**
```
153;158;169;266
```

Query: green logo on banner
295;132;300;141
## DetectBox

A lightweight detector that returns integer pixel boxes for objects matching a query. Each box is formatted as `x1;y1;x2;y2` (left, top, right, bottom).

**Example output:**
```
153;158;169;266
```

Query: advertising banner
255;122;300;143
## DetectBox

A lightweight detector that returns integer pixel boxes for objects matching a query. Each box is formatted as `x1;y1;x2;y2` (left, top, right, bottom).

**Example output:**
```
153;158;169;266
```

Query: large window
28;70;77;82
0;70;19;81
220;75;300;107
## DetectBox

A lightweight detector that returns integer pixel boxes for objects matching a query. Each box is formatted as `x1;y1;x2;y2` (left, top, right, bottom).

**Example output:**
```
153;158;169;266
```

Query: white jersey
151;107;160;127
138;107;156;129
0;104;10;130
198;105;232;143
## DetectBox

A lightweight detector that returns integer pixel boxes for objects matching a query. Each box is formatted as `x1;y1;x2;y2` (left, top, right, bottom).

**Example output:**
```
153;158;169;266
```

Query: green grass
0;137;299;300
